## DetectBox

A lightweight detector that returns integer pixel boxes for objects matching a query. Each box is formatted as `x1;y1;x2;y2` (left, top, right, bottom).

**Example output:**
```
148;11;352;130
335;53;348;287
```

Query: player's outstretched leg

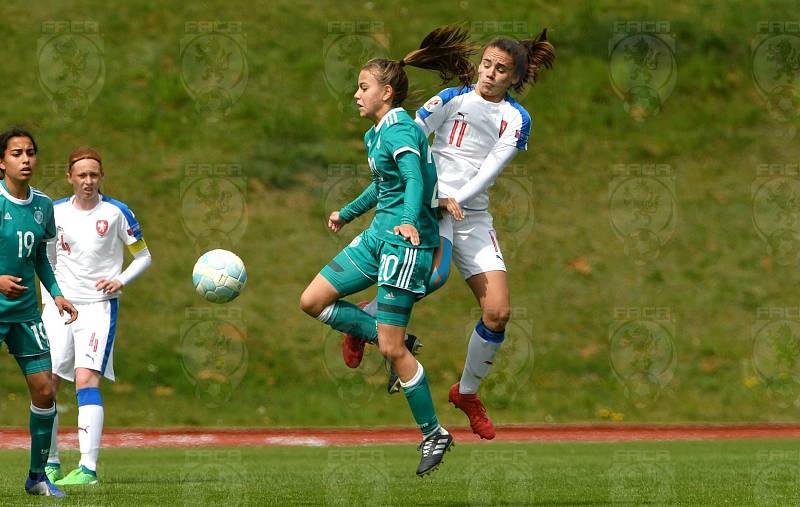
341;302;423;373
449;319;505;440
301;273;377;368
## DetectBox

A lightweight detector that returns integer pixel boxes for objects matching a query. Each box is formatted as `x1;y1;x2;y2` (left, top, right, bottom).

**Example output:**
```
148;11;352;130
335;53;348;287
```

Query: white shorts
42;299;118;382
439;211;507;279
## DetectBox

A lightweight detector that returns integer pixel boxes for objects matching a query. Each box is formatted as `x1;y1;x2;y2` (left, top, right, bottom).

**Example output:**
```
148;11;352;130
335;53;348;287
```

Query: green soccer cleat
55;466;98;486
45;463;63;483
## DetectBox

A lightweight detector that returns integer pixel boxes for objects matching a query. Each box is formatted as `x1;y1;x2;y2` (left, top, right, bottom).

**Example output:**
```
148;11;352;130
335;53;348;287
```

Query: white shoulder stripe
393;146;420;160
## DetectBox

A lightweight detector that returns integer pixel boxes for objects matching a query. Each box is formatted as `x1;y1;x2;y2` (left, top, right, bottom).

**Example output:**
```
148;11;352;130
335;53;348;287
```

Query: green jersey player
0;127;78;497
300;25;476;477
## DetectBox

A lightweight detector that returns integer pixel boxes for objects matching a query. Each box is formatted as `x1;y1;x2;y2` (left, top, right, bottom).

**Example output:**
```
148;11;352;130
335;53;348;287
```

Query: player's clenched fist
0;275;28;299
328;211;348;233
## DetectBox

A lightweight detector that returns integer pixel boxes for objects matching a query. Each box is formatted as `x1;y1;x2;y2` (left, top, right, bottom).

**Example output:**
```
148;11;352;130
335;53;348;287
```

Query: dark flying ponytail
362;24;477;107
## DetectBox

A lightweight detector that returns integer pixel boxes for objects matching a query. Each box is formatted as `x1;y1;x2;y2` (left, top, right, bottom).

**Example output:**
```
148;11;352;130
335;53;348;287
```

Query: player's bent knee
299;289;323;317
483;306;511;330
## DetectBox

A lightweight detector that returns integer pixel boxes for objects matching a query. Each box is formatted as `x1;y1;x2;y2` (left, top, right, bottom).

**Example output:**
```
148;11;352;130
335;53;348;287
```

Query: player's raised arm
451;141;518;207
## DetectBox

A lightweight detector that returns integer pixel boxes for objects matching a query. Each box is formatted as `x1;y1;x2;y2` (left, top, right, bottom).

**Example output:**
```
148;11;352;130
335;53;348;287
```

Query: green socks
320;301;378;343
401;362;440;437
29;403;56;474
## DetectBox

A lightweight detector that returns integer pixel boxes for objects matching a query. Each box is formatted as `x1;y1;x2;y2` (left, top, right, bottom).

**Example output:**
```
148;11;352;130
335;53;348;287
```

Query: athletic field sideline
1;424;799;449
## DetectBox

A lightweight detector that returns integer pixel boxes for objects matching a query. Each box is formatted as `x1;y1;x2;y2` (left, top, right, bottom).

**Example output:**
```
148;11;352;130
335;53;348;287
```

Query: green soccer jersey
340;107;439;248
0;180;61;322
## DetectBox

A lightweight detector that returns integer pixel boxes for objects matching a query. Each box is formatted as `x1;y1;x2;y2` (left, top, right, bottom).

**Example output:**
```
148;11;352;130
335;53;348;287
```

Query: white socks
76;387;104;473
77;404;103;472
459;321;504;394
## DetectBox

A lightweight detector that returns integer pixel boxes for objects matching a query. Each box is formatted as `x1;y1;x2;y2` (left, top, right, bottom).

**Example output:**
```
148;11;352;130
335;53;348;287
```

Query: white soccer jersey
46;194;143;303
417;85;531;211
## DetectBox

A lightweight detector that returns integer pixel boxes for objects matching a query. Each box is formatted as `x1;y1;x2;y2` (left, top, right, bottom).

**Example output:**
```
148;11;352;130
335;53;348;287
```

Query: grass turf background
2;440;800;505
1;0;800;427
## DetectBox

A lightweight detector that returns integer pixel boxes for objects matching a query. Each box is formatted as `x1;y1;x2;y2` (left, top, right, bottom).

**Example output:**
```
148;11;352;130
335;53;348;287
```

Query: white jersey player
418;31;554;440
42;147;151;486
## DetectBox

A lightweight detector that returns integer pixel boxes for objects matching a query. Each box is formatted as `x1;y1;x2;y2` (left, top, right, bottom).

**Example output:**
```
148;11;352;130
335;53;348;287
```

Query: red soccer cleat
448;382;496;440
341;301;371;368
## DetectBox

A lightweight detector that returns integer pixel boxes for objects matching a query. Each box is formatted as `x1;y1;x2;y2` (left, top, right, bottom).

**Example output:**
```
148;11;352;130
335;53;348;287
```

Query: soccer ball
192;249;247;303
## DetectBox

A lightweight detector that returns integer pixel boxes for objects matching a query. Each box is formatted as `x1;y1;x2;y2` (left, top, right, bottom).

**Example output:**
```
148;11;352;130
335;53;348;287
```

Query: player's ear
382;84;393;103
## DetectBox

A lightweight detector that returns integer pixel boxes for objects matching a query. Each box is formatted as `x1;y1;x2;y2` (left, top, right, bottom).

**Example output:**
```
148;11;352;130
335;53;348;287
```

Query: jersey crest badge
96;219;109;236
423;97;441;112
499;120;508;137
3;212;11;220
33;208;44;224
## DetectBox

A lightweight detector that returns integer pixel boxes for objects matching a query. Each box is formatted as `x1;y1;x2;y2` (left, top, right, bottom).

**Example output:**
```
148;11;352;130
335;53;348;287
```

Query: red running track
1;424;799;449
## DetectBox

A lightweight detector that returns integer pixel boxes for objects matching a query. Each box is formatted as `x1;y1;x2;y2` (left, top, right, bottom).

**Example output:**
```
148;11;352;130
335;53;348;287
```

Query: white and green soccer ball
192;249;247;303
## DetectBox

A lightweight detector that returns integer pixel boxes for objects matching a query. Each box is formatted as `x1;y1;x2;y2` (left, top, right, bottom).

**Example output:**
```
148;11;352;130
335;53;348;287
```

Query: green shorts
0;319;52;375
321;229;434;326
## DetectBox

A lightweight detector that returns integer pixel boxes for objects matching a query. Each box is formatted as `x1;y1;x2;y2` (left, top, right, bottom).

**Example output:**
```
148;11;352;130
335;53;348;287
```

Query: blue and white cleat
25;473;66;497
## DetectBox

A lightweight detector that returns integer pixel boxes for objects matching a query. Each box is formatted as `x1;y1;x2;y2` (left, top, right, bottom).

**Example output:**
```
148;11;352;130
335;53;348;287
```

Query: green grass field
1;440;798;505
2;0;800;427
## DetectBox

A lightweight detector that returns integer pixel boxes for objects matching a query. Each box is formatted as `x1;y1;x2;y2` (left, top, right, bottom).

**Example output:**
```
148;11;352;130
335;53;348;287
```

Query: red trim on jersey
456;122;467;147
448;120;459;144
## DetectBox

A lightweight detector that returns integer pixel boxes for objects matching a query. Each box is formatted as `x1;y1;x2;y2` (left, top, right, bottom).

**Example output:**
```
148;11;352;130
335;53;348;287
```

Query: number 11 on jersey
448;119;467;147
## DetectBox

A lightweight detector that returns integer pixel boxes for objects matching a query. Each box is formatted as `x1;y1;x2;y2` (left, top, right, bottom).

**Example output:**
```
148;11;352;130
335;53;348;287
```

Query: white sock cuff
399;360;424;388
316;303;336;323
30;403;56;416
